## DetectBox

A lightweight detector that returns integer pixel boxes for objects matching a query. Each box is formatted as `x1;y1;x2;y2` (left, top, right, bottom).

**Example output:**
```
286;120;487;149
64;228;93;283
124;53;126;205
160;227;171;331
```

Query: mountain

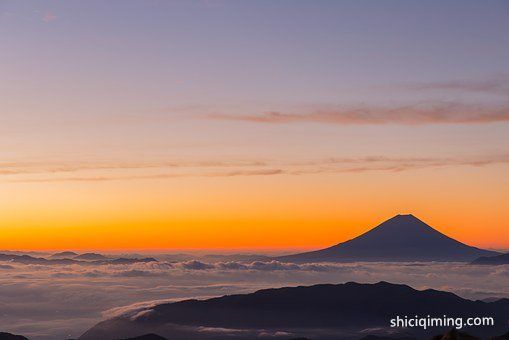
359;337;416;340
278;214;498;263
74;253;109;261
80;281;509;340
472;253;509;265
431;329;480;340
49;251;78;259
0;253;157;266
0;332;29;340
121;335;167;340
0;254;76;265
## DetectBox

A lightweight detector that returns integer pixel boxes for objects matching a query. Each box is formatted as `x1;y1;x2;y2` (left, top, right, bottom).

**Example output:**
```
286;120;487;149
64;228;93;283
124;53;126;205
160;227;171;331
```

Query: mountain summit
278;214;498;262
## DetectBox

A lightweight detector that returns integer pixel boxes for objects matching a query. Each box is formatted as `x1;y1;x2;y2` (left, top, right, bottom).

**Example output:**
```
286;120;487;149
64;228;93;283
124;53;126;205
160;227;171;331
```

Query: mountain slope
80;281;509;340
278;214;498;262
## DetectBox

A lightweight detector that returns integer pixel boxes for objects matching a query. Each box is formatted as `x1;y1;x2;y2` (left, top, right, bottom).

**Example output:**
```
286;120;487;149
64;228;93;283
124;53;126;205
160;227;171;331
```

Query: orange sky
1;165;508;251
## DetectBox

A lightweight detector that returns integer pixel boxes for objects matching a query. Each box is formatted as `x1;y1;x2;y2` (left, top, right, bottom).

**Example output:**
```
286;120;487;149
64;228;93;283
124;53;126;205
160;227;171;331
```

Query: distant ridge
74;253;108;261
49;251;78;259
278;214;498;263
0;253;156;266
471;253;509;265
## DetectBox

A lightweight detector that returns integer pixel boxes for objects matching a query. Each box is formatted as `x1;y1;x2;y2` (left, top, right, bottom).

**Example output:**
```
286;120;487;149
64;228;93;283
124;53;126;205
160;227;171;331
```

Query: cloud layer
1;256;509;340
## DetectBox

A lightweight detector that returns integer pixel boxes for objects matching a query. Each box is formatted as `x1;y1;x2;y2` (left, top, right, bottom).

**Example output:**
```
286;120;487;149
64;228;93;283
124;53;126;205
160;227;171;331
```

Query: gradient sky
1;0;508;250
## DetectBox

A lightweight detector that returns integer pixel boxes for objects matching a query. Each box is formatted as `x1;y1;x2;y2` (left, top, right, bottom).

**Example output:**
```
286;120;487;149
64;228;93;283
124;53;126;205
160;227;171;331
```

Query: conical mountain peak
393;213;418;220
360;214;439;239
278;214;499;263
395;213;415;217
382;213;427;227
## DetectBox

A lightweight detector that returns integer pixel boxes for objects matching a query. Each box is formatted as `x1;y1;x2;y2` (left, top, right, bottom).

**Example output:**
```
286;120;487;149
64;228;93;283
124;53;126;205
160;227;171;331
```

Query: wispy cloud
0;160;268;176
11;169;284;183
295;155;509;174
405;75;509;96
208;102;509;125
2;154;508;182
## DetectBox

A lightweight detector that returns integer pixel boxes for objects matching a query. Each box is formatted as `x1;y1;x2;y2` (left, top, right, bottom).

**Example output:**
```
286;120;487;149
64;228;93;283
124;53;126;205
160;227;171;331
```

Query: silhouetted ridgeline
48;251;78;259
0;253;156;266
472;253;509;265
74;253;109;261
121;334;168;340
4;327;509;339
0;332;29;340
278;214;498;263
79;281;509;340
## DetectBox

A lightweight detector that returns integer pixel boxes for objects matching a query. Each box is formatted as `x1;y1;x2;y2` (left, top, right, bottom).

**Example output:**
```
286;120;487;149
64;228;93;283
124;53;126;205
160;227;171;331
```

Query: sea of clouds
1;256;509;340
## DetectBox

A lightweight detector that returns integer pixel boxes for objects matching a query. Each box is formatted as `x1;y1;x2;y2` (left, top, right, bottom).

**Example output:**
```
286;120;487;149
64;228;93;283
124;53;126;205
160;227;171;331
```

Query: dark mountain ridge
121;334;167;340
471;253;509;265
80;281;509;340
0;253;156;266
49;251;79;259
0;332;29;340
278;214;498;263
74;253;109;261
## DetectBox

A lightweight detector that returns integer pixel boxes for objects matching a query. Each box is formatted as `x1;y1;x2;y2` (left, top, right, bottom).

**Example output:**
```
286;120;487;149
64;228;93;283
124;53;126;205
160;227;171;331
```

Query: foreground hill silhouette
278;214;498;262
80;281;509;340
431;329;480;340
7;329;508;340
0;332;28;340
121;334;167;340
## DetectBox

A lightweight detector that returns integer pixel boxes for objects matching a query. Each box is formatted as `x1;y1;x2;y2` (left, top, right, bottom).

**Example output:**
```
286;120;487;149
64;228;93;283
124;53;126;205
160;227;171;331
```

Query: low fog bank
1;253;508;339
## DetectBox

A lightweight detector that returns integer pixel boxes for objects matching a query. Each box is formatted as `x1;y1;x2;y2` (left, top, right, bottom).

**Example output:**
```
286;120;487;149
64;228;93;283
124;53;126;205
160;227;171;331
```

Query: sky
1;0;508;250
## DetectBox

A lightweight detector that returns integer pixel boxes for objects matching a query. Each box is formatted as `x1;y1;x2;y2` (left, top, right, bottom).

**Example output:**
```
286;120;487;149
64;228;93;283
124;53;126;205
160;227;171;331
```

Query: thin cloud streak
405;75;509;95
9;169;285;183
0;160;268;176
208;102;509;125
4;155;509;183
